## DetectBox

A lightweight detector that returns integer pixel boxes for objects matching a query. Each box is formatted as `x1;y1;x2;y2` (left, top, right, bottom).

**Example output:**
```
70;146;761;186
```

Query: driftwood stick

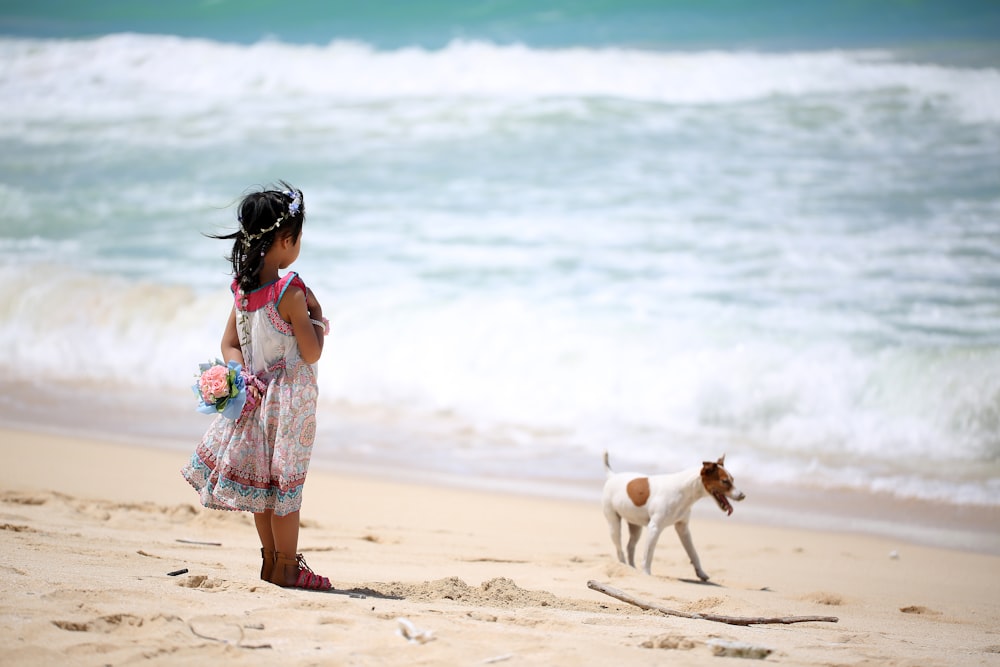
587;580;838;626
176;538;222;546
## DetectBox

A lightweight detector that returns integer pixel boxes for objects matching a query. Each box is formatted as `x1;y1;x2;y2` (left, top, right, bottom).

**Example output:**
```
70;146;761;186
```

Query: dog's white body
602;453;745;579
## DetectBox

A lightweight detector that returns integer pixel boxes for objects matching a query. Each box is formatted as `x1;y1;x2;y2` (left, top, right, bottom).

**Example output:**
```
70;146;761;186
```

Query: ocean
1;2;998;544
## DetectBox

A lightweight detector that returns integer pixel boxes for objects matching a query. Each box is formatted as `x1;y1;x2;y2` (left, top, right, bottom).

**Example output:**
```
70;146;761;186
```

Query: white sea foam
1;33;998;507
2;262;997;505
1;35;998;134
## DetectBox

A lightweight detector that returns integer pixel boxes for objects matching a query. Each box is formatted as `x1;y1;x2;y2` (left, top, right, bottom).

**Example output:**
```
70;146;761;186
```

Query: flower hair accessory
240;188;302;248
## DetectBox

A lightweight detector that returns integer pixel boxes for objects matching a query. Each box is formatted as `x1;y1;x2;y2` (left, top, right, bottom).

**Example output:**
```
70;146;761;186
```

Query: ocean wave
0;264;229;389
1;263;998;504
2;35;998;125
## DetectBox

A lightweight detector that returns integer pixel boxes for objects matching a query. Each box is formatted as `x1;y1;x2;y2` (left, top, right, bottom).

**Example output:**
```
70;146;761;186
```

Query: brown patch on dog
700;458;725;486
700;456;742;516
626;477;651;507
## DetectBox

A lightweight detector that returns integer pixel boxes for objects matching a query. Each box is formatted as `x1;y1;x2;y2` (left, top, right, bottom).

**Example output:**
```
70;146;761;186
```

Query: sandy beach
2;427;999;666
4;2;1000;664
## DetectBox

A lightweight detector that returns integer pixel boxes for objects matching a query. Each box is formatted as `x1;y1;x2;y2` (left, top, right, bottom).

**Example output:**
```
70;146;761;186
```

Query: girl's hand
305;287;323;319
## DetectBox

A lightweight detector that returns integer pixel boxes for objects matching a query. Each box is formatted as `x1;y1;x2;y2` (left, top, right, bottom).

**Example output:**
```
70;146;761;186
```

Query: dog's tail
603;451;613;476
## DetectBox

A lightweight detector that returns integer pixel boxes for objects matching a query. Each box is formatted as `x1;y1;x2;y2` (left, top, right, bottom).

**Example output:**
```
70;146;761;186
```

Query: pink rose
199;365;231;402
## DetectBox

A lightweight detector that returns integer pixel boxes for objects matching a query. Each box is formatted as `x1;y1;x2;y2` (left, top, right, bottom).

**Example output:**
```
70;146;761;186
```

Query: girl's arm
280;286;324;364
221;308;245;366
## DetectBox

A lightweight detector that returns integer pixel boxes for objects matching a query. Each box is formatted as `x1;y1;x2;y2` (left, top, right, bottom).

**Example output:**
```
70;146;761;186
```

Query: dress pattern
182;272;318;516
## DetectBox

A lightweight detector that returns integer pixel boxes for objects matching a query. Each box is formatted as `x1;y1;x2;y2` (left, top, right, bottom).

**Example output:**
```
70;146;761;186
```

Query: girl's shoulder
232;273;305;311
276;271;306;304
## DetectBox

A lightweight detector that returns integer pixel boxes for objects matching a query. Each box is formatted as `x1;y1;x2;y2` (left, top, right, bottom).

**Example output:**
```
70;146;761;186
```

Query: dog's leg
625;523;642;567
605;511;627;564
674;519;709;581
640;520;667;575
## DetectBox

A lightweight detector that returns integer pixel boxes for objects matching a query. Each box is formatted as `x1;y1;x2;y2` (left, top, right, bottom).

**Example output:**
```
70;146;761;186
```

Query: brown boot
269;551;332;591
260;548;276;581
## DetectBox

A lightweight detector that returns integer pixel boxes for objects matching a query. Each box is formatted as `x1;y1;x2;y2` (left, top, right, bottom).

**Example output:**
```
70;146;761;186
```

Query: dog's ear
717;454;726;466
702;461;718;473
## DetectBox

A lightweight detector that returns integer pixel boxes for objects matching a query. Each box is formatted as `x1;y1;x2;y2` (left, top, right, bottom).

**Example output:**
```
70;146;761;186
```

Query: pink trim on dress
233;272;307;312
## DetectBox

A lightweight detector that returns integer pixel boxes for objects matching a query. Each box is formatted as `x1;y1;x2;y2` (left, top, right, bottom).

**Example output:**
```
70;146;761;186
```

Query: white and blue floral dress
182;272;318;516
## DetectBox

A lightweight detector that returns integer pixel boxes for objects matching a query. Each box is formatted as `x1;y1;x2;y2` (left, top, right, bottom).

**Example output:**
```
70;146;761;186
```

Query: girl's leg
254;509;276;551
271;510;300;556
254;510;276;580
269;511;331;590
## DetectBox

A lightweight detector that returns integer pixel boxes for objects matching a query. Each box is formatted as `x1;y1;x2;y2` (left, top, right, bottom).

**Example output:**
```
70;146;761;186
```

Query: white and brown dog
602;452;745;580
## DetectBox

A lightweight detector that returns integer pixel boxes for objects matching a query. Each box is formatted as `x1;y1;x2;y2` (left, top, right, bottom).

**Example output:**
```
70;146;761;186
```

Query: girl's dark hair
210;181;305;291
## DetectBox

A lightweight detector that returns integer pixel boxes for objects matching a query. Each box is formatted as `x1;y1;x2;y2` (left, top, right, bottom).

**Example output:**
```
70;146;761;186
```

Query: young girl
182;182;332;591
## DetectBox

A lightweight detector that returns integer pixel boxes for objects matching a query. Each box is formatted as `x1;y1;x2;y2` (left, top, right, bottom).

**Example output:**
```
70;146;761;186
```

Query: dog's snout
734;491;746;501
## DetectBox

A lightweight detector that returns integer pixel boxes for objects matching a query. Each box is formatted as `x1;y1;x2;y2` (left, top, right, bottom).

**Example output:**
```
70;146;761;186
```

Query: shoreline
1;380;997;556
4;403;999;557
3;426;1000;666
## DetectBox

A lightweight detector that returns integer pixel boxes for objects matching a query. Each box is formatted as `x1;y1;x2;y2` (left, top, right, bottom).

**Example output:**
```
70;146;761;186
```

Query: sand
2;427;999;666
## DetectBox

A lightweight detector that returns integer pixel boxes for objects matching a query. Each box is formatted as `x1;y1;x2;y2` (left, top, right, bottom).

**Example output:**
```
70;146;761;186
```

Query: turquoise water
4;0;1000;53
0;3;998;508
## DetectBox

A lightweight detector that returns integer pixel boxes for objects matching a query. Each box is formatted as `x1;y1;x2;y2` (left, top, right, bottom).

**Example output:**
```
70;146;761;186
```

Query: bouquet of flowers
193;359;247;420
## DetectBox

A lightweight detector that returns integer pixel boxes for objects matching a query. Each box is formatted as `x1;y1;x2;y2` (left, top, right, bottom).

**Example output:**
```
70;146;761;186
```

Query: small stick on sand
176;538;222;546
587;580;839;626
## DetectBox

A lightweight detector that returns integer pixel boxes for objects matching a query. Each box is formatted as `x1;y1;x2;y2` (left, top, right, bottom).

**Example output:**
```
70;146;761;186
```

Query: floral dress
182;272;318;516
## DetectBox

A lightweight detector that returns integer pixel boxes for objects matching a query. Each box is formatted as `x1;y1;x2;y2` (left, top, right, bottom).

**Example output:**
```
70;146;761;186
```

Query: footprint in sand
52;613;189;640
683;596;725;613
1;492;52;506
53;614;146;633
1;523;37;533
804;591;844;606
899;605;940;615
641;634;698;650
603;562;633;578
176;575;231;591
